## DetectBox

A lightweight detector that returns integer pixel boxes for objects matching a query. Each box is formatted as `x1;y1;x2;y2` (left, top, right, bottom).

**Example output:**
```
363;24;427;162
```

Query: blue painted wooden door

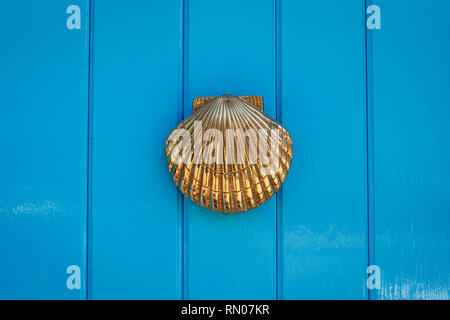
0;1;89;299
0;0;449;299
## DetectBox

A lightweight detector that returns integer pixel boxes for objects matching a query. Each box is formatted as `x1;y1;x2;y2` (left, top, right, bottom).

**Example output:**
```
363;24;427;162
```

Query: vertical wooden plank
90;1;182;299
371;0;450;299
184;0;276;299
280;0;368;299
0;1;89;299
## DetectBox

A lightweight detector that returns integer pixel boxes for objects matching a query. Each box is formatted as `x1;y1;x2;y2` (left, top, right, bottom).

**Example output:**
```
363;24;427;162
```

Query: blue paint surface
370;0;450;300
89;1;182;299
0;1;89;299
280;0;368;299
183;0;277;299
0;0;449;300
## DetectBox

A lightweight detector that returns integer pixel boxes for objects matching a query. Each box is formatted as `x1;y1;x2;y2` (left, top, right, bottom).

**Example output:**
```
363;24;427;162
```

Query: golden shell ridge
165;95;293;214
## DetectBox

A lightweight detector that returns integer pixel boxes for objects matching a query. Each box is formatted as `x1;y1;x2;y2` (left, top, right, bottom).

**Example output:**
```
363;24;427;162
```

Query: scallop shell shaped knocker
165;94;293;214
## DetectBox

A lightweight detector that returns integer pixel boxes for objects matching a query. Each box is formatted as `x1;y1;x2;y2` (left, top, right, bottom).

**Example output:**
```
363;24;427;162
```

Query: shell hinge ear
193;96;264;112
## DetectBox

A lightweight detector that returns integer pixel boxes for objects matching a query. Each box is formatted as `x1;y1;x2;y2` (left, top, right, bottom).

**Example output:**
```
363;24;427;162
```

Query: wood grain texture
279;0;368;299
370;0;450;300
0;1;89;299
183;0;277;299
89;1;182;299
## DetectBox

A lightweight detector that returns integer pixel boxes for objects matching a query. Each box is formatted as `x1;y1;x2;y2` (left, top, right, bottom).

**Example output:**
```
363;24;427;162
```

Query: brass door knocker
165;95;293;214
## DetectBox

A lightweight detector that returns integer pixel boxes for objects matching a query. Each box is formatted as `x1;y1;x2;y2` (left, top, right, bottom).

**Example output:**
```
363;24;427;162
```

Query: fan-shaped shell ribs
165;95;293;214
